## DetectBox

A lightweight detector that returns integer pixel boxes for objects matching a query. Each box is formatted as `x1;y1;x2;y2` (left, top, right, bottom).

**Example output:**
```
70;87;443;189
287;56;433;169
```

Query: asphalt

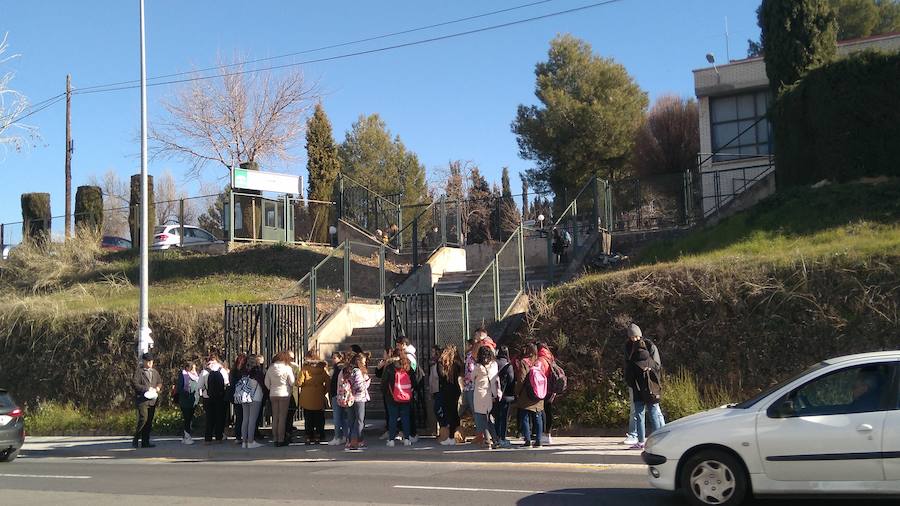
0;437;891;505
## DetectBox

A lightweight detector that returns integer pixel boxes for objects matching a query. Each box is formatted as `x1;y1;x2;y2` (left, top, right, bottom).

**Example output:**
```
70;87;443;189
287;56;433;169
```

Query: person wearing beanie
622;323;664;445
624;332;665;449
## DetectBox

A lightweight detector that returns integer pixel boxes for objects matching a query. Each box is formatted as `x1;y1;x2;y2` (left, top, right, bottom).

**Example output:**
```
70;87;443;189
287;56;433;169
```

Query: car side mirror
768;397;796;418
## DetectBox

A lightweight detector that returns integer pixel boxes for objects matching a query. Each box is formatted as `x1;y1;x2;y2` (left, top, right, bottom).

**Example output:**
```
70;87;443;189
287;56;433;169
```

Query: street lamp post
137;0;153;357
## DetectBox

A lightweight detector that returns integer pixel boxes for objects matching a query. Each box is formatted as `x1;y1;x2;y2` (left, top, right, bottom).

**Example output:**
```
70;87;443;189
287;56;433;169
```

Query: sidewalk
20;435;646;467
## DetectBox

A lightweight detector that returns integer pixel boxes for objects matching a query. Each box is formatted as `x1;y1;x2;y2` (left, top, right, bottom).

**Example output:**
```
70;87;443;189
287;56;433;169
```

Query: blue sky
0;0;761;225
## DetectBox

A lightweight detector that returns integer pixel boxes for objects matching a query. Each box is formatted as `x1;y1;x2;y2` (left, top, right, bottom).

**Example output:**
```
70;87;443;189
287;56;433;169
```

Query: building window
710;90;772;161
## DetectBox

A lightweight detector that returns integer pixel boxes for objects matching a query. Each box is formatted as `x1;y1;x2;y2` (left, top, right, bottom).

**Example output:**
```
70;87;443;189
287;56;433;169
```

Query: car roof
824;350;900;365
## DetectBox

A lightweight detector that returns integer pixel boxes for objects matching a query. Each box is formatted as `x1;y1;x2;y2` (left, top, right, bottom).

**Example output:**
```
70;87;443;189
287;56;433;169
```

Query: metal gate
223;302;307;365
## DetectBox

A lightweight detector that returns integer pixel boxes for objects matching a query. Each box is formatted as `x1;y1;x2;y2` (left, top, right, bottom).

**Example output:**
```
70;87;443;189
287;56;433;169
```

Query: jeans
632;400;665;442
203;397;226;441
270;396;290;443
232;402;243;440
332;403;346;439
349;401;366;441
626;388;637;439
134;402;156;446
474;412;499;444
432;392;447;427
241;401;261;442
459;390;475;419
303;409;326;441
492;400;510;441
387;402;411;440
518;409;543;444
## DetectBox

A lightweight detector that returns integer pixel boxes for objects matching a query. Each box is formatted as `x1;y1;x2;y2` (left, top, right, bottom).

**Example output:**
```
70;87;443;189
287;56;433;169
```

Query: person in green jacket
176;358;201;445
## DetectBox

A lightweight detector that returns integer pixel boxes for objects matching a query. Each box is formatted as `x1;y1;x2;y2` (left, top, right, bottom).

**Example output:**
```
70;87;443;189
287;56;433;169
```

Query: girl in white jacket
265;352;296;447
473;345;501;449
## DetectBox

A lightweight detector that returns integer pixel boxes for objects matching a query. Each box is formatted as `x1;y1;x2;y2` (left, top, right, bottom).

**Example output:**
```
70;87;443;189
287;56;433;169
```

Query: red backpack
392;368;413;403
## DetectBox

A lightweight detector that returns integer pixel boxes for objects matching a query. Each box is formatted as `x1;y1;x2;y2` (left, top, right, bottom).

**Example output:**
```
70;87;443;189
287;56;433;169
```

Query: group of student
132;322;664;451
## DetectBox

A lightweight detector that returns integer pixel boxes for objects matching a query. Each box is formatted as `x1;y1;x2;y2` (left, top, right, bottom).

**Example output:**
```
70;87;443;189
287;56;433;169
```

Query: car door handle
856;424;874;432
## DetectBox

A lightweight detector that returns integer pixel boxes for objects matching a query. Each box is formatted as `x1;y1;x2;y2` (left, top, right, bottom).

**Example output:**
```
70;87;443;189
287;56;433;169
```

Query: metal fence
394;197;464;267
337;174;402;249
433;225;525;348
697;159;775;218
223;302;307;364
610;172;693;232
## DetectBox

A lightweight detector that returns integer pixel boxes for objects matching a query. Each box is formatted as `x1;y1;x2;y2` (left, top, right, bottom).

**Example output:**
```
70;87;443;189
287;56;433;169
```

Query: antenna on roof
725;16;731;62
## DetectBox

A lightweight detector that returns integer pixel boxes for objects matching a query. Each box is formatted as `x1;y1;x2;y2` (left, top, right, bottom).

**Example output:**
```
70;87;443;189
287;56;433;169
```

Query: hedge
773;50;900;187
20;192;51;239
128;174;155;247
74;185;103;232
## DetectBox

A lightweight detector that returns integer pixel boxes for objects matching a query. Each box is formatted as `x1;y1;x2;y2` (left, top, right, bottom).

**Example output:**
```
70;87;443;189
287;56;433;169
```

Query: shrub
25;401;183;435
74;185;104;232
773;50;900;187
660;368;703;421
20;192;51;239
0;227;102;292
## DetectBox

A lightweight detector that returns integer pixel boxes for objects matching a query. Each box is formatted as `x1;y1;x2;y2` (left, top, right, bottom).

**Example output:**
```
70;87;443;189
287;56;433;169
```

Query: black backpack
639;367;662;404
206;369;226;400
548;360;568;396
498;363;516;402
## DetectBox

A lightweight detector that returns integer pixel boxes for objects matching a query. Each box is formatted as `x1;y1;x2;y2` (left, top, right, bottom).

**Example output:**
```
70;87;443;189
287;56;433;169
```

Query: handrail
553;176;597;228
338;173;402;210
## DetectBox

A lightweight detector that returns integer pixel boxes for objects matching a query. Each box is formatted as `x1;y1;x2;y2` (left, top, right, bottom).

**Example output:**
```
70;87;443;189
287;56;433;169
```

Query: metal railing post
412;216;419;267
343;240;351;303
310;270;317;334
228;188;235;244
379;244;386;300
0;223;5;255
547;232;554;284
462;291;471;344
518;225;525;292
337;176;344;221
493;253;501;321
572;199;579;249
592;175;601;232
440;196;447;246
283;194;290;243
455;200;462;245
179;199;185;247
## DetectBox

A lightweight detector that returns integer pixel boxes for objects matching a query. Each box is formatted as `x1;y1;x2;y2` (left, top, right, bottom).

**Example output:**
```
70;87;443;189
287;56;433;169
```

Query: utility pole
65;74;72;238
137;0;153;358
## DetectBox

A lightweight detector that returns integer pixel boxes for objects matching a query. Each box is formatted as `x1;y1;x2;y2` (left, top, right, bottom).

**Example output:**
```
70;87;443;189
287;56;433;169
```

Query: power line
0;94;66;124
75;0;561;93
73;0;626;96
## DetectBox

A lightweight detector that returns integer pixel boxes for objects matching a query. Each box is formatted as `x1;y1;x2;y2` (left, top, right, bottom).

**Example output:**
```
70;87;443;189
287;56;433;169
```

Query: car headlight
645;430;670;451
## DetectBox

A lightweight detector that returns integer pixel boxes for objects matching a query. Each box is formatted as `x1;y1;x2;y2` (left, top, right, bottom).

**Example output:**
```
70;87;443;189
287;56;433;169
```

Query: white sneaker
327;438;341;446
246;441;263;449
241;442;247;448
403;438;412;446
386;440;395;447
182;436;194;446
409;436;419;444
439;438;457;446
379;431;390;440
541;434;550;445
622;436;638;445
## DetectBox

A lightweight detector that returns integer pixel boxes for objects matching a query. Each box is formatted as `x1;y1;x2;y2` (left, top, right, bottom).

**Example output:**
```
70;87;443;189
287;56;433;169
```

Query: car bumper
0;421;25;450
643;452;678;491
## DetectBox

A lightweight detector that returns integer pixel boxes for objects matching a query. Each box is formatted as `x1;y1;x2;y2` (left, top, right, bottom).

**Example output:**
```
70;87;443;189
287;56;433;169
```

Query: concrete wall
313;303;384;358
391;246;467;294
465;236;552;273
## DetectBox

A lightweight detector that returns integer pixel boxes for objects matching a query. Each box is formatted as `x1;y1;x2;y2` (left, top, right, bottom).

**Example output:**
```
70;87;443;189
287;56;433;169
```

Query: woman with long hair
492;346;515;448
473;345;501;448
382;349;415;446
344;353;371;451
229;353;248;444
298;350;330;444
437;345;462;446
236;354;264;448
515;343;544;448
264;351;296;447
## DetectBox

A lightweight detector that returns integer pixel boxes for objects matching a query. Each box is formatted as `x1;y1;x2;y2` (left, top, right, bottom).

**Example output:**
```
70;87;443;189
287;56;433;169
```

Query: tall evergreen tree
306;103;341;243
465;168;493;244
520;173;530;220
499;167;519;237
759;0;838;94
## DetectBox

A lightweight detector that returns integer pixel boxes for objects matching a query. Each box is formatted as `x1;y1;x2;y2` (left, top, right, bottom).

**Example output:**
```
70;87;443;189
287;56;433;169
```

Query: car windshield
731;361;829;409
0;392;15;410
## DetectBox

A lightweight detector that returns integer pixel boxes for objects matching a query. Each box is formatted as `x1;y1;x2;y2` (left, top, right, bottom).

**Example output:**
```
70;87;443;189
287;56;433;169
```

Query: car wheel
0;449;19;462
680;449;747;506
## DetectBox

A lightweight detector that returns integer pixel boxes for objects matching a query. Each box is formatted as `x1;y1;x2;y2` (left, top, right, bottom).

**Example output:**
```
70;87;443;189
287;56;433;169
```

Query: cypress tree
128;174;156;248
74;185;104;233
21;192;51;241
759;0;838;94
305;103;341;243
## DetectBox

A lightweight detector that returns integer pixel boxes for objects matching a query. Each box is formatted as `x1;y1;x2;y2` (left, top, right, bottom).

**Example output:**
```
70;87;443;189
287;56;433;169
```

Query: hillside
520;180;900;428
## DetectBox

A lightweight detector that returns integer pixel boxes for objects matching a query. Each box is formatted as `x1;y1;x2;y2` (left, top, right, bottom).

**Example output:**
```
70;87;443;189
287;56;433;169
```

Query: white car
151;225;222;250
643;351;900;505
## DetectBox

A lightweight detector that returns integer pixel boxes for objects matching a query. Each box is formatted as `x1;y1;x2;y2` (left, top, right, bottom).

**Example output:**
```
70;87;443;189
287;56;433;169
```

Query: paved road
1;437;892;505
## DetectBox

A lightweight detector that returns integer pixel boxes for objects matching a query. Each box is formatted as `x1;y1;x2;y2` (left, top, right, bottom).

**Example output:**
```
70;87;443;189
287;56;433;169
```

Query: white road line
393;485;584;496
0;473;92;479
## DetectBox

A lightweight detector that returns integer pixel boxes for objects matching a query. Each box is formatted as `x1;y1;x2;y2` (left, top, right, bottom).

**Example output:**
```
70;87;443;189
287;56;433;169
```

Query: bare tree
154;169;197;225
87;170;130;237
0;33;38;153
150;59;318;179
631;94;700;177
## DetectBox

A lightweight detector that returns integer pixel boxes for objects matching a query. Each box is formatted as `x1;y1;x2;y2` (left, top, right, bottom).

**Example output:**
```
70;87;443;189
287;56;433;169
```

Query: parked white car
151;225;222;250
643;351;900;505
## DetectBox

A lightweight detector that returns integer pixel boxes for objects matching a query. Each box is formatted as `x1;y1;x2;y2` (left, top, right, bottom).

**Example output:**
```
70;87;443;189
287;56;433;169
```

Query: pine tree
306;103;341;243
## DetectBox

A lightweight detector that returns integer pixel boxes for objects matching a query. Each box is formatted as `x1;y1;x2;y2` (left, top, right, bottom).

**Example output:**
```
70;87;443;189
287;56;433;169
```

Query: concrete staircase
329;325;387;421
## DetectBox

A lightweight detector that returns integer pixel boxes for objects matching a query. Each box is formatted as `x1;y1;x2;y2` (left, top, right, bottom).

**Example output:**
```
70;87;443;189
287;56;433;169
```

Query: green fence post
518;225;525;292
547;231;554;284
593;175;601;232
493;254;501;321
379;244;386;300
310;270;317;335
343;240;351;303
463;291;471;345
572;199;579;249
440;196;447;246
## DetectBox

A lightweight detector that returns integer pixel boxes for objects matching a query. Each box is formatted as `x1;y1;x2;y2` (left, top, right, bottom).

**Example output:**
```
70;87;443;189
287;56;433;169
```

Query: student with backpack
342;353;371;451
198;353;229;443
537;343;567;445
515;343;545;448
298;350;330;444
437;345;463;446
622;323;665;446
473;345;501;449
233;354;264;449
382;349;415;447
625;340;664;449
176;357;200;445
228;354;248;445
428;345;446;440
327;352;347;446
265;351;296;447
492;346;515;448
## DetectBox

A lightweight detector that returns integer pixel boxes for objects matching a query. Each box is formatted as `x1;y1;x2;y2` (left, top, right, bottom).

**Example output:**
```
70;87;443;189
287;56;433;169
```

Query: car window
733;361;828;409
778;363;895;417
196;230;214;242
0;392;15;409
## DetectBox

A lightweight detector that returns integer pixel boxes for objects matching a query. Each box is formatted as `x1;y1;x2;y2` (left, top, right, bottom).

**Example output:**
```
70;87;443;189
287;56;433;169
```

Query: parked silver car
150;225;222;250
0;389;24;462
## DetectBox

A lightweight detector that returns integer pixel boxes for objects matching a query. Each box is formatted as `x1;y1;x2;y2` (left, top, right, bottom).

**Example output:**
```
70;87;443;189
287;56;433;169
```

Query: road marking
393;485;584;496
0;473;92;479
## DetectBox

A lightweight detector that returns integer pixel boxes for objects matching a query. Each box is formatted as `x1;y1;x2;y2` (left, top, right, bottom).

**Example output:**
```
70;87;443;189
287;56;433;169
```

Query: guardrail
337;174;402;249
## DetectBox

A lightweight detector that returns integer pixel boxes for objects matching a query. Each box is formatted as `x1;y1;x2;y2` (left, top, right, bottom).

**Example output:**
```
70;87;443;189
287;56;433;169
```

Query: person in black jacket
492;346;516;448
132;352;163;448
437;345;463;446
622;323;663;446
625;341;664;449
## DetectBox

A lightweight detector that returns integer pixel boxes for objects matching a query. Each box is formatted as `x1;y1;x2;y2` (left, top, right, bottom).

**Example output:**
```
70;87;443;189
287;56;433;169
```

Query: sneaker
546;434;553;445
629;442;645;450
326;438;341;446
247;441;263;449
440;438;457;446
622;436;638;446
378;431;390;440
386;440;395;447
409;436;419;444
182;436;194;446
403;438;412;446
522;441;532;448
533;442;543;448
541;434;550;445
499;440;512;449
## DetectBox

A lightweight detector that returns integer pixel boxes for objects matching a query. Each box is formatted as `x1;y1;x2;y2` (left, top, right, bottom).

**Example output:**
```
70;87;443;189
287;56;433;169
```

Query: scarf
182;369;199;392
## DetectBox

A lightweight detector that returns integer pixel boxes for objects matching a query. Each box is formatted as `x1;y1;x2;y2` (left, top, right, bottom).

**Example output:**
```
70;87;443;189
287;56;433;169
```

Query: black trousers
232;402;243;440
303;409;326;440
134;402;156;446
180;403;194;436
203;397;226;441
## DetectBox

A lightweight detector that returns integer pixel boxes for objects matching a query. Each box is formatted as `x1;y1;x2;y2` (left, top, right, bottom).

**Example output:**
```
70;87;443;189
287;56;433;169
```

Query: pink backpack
392;368;413;403
526;361;548;401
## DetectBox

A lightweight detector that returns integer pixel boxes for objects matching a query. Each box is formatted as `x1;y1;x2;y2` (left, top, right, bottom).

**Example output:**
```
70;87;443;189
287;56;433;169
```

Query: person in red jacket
536;342;555;445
